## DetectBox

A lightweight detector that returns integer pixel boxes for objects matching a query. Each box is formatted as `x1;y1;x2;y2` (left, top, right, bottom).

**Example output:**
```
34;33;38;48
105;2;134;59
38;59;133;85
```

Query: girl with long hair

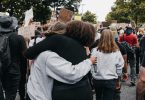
91;29;124;100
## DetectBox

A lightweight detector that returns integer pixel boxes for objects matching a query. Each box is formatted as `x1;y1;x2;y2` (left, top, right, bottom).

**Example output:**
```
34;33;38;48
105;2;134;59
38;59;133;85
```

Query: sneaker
129;81;136;87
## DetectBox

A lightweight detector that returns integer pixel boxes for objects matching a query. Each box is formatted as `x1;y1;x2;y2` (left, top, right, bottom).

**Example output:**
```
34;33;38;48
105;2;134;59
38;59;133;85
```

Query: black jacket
6;32;26;75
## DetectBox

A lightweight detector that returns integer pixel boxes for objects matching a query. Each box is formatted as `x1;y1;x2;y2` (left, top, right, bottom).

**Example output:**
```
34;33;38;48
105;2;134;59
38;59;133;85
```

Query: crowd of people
0;14;145;100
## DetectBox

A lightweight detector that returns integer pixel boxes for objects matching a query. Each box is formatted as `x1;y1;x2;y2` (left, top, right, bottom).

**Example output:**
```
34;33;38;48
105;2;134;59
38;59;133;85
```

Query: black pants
140;51;145;63
93;79;116;100
0;79;4;100
19;74;26;100
2;73;20;100
52;79;93;100
128;56;136;82
135;48;140;74
19;56;27;100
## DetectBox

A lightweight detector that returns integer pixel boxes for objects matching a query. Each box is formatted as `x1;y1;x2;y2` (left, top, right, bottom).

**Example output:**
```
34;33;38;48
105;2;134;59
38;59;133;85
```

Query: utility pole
81;4;85;16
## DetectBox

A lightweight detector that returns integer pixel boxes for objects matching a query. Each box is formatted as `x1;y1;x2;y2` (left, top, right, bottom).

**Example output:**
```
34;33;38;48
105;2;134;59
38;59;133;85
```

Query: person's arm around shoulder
45;51;96;84
24;36;57;59
24;35;68;60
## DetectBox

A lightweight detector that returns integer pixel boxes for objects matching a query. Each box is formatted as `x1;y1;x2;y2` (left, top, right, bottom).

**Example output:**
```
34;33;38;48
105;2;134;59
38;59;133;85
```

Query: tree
106;0;131;23
0;0;82;24
129;0;145;25
106;0;145;25
82;11;97;24
0;0;52;24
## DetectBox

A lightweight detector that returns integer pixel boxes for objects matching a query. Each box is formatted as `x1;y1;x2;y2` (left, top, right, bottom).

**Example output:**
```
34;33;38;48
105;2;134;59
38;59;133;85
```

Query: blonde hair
97;29;119;53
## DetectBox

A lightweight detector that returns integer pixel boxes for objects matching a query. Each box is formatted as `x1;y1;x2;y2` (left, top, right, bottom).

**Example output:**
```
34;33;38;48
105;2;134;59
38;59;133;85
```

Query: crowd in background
0;14;145;100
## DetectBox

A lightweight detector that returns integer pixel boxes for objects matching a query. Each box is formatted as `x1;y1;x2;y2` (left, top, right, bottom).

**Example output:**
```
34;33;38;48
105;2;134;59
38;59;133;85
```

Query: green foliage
106;0;145;25
0;0;52;24
82;11;97;24
33;3;52;24
0;0;82;23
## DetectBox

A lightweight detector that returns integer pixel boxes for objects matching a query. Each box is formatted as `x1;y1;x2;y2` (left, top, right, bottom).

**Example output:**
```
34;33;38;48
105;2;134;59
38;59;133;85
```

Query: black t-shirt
142;53;145;67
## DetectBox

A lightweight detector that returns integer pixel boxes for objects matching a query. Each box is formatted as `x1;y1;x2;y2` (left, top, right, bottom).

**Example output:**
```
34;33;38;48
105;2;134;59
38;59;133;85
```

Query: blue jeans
93;79;116;100
128;56;136;82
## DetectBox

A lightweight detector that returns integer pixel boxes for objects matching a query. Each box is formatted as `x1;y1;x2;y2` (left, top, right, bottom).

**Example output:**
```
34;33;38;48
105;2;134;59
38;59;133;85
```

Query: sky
79;0;115;21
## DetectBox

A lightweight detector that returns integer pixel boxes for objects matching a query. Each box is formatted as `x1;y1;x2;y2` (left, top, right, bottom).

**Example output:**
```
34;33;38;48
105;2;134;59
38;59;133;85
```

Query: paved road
120;80;136;100
15;80;136;100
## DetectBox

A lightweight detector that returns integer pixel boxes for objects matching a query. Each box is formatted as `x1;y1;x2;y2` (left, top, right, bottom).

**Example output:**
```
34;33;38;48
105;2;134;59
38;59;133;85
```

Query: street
120;80;136;100
15;79;136;100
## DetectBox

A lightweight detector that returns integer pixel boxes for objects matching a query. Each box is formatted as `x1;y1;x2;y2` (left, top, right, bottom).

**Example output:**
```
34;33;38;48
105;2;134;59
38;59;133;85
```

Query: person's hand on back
89;57;97;64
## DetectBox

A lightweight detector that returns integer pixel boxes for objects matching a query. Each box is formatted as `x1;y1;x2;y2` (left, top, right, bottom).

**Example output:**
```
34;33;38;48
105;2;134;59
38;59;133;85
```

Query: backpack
0;34;11;74
120;35;135;59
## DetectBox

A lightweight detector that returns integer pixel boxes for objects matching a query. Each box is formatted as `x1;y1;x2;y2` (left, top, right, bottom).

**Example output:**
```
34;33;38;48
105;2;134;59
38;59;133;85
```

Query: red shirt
119;33;138;46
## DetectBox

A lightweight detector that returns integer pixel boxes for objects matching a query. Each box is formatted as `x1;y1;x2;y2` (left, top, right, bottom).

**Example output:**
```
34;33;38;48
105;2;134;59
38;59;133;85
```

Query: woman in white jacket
91;29;124;100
